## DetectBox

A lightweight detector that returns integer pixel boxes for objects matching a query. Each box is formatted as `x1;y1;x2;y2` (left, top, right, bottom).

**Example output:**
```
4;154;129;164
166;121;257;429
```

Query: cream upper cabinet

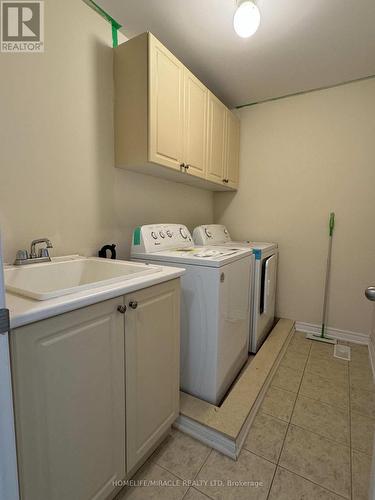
206;92;227;184
114;32;239;191
149;35;184;170
11;298;126;500
125;280;180;474
183;68;208;179
225;109;240;189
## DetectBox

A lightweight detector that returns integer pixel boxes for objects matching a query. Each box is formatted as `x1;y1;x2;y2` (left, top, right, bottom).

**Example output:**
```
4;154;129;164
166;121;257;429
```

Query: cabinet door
206;92;226;184
183;69;208;179
11;299;125;500
149;34;184;170
225;110;240;189
125;280;180;473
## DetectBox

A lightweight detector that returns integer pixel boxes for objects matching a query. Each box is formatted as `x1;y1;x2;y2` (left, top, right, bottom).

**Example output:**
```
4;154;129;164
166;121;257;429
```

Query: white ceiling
97;0;375;107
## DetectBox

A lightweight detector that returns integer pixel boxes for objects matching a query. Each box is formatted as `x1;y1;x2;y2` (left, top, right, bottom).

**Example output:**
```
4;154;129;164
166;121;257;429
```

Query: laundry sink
5;257;162;300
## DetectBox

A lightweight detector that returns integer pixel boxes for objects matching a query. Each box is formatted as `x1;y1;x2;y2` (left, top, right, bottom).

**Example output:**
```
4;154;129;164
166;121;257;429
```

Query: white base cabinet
10;279;180;500
125;281;180;474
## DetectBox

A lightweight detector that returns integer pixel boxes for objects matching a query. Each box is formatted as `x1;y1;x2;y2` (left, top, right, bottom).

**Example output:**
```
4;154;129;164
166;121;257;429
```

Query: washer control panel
131;224;193;253
193;225;232;245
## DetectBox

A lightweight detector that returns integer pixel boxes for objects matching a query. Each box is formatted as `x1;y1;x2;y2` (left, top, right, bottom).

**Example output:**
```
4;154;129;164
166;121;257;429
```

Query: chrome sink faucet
14;238;53;265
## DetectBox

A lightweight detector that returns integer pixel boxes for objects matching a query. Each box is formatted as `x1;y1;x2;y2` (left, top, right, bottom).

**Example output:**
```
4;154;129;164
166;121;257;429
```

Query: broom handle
321;213;335;337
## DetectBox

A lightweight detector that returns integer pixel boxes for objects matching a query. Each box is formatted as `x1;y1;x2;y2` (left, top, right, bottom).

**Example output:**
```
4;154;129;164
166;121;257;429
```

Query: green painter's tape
111;22;119;48
83;0;121;48
133;227;141;246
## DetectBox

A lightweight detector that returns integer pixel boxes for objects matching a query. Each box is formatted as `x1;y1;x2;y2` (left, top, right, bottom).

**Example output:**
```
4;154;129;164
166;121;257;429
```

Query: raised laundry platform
174;318;295;459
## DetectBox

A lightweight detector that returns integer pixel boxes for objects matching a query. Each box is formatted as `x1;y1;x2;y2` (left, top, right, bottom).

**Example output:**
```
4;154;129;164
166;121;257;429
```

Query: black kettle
98;244;116;259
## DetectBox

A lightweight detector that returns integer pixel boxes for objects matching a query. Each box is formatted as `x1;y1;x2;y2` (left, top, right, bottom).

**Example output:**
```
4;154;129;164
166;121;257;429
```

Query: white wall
0;0;213;264
1;0;373;339
215;78;375;336
114;170;214;257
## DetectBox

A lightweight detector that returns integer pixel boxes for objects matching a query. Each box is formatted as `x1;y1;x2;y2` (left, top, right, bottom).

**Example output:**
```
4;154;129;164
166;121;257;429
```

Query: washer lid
132;246;252;267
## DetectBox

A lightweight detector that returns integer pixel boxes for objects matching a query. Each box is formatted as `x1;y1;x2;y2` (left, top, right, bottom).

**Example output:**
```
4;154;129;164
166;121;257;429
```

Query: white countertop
6;256;185;329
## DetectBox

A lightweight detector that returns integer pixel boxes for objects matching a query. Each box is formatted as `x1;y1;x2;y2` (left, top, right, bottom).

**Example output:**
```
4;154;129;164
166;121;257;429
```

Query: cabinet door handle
129;301;138;309
117;305;127;314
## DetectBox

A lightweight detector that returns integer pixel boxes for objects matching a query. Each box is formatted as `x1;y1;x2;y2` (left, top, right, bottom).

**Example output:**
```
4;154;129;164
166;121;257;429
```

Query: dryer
193;224;278;353
131;224;252;405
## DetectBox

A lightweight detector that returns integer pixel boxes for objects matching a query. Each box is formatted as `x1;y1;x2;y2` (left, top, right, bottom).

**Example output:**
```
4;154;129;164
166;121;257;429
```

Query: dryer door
256;253;277;349
263;254;277;315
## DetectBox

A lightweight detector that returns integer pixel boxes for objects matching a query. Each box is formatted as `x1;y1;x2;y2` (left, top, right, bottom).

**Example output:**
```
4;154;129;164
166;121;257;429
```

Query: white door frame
0;233;19;499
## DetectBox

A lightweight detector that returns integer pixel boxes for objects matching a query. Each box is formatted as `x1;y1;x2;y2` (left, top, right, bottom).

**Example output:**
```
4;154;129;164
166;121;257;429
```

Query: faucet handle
17;249;28;260
38;248;50;258
14;250;28;264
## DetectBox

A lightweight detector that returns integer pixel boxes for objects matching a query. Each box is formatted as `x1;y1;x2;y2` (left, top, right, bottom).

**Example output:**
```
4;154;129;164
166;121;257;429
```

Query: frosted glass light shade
233;1;261;38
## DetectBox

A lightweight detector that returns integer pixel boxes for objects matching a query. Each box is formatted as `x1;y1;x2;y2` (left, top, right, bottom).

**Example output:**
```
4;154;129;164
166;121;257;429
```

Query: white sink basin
5;257;162;300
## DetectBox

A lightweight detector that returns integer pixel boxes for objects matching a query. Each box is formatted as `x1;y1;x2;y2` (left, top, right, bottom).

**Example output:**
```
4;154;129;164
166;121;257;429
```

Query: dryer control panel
131;224;193;253
193;225;232;245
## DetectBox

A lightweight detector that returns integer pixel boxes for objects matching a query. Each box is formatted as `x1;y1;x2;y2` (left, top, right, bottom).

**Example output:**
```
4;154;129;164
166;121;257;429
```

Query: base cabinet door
125;280;180;473
11;299;126;500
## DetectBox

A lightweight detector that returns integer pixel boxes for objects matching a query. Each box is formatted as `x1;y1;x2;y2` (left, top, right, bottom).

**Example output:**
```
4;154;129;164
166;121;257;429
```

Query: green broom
306;212;337;344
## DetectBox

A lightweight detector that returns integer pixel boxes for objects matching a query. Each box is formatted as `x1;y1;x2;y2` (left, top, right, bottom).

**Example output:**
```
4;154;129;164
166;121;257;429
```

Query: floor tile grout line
156;446;213;486
298;340;352;499
286;421;350;448
192;448;213;481
183;487;213;500
275;338;352;500
293;391;350;411
260;409;292;424
241;444;283;467
153;461;191;483
276;464;349;500
265;335;313;500
155;449;214;500
184;448;216;500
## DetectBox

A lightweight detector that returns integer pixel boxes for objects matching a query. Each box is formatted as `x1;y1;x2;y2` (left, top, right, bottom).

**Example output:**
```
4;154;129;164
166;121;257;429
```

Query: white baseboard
174;416;237;459
295;321;369;345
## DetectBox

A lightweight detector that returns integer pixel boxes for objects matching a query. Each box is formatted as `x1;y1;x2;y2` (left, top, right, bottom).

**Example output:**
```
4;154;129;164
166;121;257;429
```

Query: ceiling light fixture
233;0;260;38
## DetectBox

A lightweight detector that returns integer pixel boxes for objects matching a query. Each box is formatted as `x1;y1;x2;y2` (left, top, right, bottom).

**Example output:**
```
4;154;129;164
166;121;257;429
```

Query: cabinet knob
129;300;138;310
117;305;127;314
185;164;190;170
180;163;186;170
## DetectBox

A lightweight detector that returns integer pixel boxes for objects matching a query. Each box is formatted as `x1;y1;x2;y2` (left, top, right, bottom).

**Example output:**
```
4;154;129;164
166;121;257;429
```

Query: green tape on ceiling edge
83;0;122;48
111;22;119;48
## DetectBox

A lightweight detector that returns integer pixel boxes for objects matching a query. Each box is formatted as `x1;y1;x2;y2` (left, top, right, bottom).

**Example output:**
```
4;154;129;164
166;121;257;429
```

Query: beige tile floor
116;332;375;500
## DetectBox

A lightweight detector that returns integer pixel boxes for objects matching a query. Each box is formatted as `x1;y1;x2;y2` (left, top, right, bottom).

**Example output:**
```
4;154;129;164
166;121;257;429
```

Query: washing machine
193;224;278;353
131;224;252;405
